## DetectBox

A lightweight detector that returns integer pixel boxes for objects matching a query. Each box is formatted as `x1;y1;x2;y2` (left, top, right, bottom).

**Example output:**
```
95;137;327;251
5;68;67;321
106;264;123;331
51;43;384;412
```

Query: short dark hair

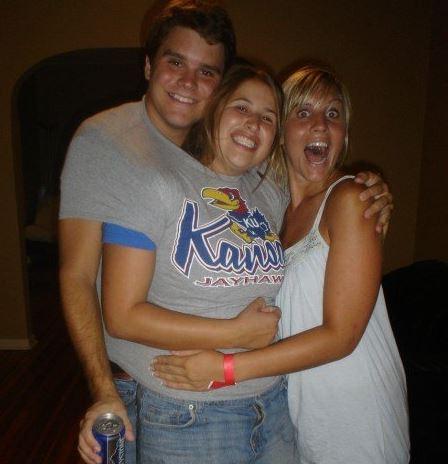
145;0;236;71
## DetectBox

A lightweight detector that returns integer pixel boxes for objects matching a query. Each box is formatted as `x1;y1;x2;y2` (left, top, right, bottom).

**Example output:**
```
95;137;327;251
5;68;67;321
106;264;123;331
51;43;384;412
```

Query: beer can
92;413;125;464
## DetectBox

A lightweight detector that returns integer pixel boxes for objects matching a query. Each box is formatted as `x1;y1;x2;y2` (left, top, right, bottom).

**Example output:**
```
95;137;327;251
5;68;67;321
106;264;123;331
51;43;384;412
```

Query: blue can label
92;413;125;464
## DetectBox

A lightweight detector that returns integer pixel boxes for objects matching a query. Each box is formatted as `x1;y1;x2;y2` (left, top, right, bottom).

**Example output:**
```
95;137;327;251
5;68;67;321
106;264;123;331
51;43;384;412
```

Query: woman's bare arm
152;182;382;389
101;243;280;351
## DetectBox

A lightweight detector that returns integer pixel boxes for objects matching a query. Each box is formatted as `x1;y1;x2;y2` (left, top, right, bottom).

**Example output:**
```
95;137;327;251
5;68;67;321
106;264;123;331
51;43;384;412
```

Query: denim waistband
137;376;286;410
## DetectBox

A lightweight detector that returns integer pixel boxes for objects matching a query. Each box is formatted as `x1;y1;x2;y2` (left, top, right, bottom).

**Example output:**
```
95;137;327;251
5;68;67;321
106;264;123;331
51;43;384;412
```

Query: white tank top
277;175;410;463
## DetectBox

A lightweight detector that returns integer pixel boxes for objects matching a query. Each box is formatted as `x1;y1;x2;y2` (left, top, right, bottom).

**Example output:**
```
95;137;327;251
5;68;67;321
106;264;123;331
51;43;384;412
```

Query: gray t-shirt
60;98;288;400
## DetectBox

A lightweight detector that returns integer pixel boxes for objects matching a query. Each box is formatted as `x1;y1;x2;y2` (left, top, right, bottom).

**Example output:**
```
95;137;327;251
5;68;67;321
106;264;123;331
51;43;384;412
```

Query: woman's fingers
152;362;186;376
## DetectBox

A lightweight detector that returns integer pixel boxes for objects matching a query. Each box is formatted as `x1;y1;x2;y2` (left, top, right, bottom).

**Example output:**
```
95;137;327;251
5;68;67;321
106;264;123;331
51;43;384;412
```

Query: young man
60;2;235;463
59;1;392;463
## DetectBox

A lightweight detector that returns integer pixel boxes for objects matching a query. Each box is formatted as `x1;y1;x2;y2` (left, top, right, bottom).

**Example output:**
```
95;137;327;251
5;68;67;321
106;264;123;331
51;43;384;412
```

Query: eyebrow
232;97;277;115
162;49;223;75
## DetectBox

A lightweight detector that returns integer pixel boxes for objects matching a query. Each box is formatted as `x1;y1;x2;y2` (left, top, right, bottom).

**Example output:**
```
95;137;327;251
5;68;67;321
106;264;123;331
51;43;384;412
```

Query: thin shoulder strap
311;175;355;231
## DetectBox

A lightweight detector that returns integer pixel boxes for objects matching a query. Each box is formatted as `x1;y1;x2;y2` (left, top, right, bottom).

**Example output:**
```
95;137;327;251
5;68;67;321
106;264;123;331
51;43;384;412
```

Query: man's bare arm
59;219;114;399
59;219;134;464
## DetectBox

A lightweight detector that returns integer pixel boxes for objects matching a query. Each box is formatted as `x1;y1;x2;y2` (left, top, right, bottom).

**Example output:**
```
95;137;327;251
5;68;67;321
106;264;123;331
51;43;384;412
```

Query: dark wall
415;0;448;262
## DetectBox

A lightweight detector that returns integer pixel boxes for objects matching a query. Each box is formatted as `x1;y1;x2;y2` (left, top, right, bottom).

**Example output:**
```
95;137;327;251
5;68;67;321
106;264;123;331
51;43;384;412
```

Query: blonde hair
271;64;351;188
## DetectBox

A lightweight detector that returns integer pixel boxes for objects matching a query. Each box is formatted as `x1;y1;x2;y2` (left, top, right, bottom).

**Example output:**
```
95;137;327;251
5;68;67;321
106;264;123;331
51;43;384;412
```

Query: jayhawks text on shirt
171;187;285;286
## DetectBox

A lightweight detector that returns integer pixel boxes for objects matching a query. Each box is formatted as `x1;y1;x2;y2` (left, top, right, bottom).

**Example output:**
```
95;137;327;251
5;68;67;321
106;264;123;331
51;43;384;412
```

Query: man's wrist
90;378;119;402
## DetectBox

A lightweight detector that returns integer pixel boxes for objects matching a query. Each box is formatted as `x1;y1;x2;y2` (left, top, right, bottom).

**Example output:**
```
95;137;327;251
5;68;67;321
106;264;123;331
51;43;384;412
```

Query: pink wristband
208;354;236;390
223;354;235;384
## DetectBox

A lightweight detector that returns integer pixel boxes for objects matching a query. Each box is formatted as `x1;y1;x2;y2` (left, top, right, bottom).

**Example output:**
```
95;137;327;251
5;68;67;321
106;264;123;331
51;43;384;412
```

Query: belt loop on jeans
110;361;133;380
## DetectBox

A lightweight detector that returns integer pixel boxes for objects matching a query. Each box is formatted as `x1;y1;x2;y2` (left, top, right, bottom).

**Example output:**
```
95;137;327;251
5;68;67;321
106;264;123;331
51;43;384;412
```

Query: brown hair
184;62;284;177
145;0;236;71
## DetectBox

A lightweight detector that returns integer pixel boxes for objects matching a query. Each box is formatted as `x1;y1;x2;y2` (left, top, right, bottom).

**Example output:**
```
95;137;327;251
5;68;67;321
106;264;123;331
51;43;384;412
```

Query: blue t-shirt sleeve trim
102;223;156;251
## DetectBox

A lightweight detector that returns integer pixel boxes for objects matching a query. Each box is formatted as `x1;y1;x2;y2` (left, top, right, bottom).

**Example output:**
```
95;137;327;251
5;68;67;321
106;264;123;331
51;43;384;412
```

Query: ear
144;56;151;81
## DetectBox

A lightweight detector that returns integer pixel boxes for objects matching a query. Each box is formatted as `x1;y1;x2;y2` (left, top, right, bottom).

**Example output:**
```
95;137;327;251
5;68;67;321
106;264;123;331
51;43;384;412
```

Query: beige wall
0;0;440;345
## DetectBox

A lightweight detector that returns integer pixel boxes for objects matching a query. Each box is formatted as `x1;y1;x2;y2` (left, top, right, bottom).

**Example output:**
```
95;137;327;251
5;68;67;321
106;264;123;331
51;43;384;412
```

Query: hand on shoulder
325;179;378;241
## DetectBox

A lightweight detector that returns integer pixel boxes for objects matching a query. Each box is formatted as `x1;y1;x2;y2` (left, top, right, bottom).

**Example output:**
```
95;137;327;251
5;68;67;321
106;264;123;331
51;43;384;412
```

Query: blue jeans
114;378;138;464
136;379;297;464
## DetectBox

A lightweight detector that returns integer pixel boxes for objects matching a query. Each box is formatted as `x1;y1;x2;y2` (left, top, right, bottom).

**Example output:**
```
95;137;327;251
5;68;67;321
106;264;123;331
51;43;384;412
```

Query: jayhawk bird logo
201;187;278;243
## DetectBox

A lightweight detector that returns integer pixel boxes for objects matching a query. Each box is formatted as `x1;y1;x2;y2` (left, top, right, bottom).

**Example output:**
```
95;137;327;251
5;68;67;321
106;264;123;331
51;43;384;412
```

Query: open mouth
304;141;329;165
232;135;257;150
168;92;195;105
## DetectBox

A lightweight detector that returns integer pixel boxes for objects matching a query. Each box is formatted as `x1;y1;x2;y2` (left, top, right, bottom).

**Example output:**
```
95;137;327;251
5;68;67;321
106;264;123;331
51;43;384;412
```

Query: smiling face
283;90;347;186
210;78;278;177
145;26;225;146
